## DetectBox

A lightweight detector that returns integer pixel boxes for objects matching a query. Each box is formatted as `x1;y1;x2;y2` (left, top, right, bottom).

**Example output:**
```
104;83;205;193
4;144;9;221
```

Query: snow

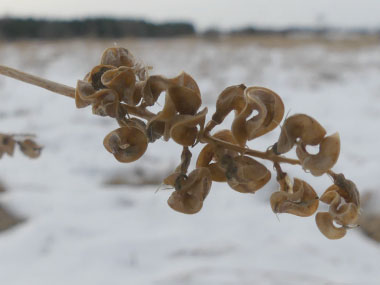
0;37;379;284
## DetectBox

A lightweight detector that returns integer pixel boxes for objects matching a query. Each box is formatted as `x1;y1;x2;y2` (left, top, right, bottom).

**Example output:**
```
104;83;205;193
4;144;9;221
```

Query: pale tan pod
0;134;16;157
88;64;115;90
231;88;268;146
211;84;246;124
91;89;126;118
170;108;208;146
142;75;170;106
75;80;96;108
168;85;201;115
225;156;271;193
103;125;148;163
18;139;42;159
167;167;212;214
332;173;360;208
275;114;326;154
297;133;340;176
245;87;285;139
315;212;347;240
100;47;135;68
170;71;201;96
101;67;136;105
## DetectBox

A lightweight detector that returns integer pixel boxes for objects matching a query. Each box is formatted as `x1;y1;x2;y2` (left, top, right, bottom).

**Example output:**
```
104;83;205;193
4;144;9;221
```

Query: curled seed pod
18;139;42;159
88;65;114;90
231;87;268;146
170;71;201;96
223;155;271;193
91;89;126;118
246;87;285;139
270;178;319;217
101;67;137;105
142;75;170;106
331;173;360;208
168;85;201;115
316;212;347;240
211;84;246;124
296;133;340;176
275;114;326;154
75;80;96;108
167;167;212;214
196;130;238;182
100;47;135;68
163;147;192;185
170;108;208;146
0;134;16;157
103;123;148;163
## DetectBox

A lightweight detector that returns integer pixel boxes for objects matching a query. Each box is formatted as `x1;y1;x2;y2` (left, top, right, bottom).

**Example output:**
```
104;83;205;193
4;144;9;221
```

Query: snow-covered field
0;36;380;284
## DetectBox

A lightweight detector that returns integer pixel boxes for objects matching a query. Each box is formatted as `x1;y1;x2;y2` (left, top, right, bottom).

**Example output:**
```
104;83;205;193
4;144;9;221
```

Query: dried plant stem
0;65;154;120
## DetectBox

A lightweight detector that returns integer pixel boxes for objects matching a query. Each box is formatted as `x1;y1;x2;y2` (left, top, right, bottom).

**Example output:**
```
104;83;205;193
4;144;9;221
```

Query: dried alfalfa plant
0;47;360;239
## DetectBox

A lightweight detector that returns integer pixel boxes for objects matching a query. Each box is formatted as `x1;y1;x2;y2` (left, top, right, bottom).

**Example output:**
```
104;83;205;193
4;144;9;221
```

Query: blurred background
0;1;379;284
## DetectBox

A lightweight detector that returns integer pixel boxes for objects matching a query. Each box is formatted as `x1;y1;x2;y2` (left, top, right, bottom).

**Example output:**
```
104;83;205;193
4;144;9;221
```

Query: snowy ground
0;36;380;284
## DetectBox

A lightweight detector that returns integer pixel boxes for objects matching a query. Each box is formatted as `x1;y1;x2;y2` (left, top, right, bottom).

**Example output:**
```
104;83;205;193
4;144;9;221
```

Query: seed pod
331;173;360;208
91;89;126;118
246;87;285;139
101;67;137;105
224;155;271;193
18;139;42;159
196;130;238;182
103;123;148;163
142;75;170;106
212;84;246;124
316;212;347;240
167;167;212;214
170;71;201;96
168;85;201;115
75;80;96;108
231;88;268;146
296;133;340;176
100;47;135;68
170;108;208;146
0;134;16;157
275;114;326;154
270;178;319;217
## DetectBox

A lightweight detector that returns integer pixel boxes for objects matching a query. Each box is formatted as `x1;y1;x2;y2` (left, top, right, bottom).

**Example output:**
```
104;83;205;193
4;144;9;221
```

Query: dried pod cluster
0;133;42;159
75;47;360;240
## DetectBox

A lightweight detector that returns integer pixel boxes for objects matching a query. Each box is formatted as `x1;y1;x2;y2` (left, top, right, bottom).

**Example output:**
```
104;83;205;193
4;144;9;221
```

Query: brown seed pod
170;71;201;96
170;108;208;146
167;167;212;214
90;89;126;118
211;84;246;124
18;139;42;159
275;114;326;154
142;75;170;106
101;67;137;105
270;178;319;217
75;80;96;108
331;173;360;208
296;133;340;176
246;87;285;139
100;47;135;68
315;212;347;240
168;85;201;115
0;134;16;157
103;123;148;163
196;130;239;182
223;155;271;193
231;88;268;146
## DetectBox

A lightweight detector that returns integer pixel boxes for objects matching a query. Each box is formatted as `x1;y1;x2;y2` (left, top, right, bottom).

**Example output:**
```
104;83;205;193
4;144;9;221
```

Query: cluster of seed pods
75;47;360;240
0;133;42;159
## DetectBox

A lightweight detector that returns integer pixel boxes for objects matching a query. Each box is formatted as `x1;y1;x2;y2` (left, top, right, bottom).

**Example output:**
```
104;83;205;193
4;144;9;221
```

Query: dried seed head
270;178;319;217
100;47;135;68
18;139;42;159
224;155;271;193
170;108;208;146
212;84;246;124
296;133;340;176
103;124;148;163
315;212;347;240
275;114;326;154
167;167;212;214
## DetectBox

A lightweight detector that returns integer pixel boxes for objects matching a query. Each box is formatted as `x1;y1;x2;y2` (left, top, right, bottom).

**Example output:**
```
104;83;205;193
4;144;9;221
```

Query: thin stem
0;65;75;98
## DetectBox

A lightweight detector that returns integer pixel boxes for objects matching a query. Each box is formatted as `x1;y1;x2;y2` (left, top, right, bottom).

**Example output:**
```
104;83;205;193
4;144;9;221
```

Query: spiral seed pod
103;123;148;163
100;47;135;68
18;139;42;159
167;167;212;214
170;71;201;96
196;130;239;182
223;155;271;193
296;133;340;176
275;114;326;154
0;134;16;157
270;178;319;217
316;212;347;240
170;108;208;146
142;75;170;106
212;84;246;124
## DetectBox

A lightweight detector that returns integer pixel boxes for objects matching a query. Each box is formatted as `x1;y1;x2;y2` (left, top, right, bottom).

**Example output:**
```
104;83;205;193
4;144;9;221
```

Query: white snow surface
0;37;379;284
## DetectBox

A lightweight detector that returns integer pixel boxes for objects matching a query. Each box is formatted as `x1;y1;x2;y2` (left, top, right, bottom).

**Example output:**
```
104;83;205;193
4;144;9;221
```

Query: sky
0;0;379;31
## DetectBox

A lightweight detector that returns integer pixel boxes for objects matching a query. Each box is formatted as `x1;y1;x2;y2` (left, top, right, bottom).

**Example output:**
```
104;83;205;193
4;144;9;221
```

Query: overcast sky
0;0;379;31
